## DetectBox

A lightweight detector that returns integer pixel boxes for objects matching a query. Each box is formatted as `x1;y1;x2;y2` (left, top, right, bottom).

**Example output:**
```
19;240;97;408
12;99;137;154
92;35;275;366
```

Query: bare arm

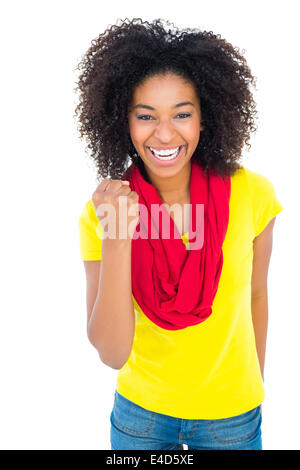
84;238;135;370
251;217;276;381
82;178;139;370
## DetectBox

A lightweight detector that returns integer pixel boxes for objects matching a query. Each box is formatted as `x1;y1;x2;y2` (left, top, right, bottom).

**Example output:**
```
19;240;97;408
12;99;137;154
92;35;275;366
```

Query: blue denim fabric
110;390;262;450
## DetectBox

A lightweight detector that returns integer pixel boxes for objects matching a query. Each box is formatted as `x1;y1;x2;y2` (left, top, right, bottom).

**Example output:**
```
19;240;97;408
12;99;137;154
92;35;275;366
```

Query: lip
148;145;183;151
146;145;185;166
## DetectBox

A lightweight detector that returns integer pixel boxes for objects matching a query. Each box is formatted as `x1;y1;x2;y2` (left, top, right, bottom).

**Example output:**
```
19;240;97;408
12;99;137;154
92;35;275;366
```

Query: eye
136;113;192;120
137;115;153;120
176;113;191;119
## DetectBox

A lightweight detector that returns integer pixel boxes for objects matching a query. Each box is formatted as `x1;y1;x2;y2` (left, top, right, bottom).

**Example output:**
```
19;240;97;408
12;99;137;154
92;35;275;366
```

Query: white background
0;0;298;450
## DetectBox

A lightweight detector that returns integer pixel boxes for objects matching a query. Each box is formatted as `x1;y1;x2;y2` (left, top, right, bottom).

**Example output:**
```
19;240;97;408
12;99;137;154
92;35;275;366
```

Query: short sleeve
78;199;103;260
245;168;283;238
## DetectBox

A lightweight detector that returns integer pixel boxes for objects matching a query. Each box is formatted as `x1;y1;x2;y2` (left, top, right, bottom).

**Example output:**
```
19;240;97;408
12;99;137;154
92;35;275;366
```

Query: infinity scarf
123;157;231;330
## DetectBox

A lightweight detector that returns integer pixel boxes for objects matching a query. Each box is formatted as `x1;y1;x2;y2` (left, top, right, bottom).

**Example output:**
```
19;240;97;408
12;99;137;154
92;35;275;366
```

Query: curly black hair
74;17;258;182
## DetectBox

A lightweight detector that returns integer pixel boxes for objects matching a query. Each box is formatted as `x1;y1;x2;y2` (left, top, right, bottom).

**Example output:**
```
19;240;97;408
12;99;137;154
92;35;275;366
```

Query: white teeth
149;146;181;160
150;146;180;156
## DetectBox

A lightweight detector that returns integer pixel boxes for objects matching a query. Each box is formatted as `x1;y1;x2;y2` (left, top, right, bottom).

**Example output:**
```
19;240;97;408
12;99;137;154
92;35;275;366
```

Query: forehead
131;73;199;105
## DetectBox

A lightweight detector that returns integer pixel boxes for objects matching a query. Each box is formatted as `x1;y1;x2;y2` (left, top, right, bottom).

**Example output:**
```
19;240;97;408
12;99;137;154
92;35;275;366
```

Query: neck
146;161;192;204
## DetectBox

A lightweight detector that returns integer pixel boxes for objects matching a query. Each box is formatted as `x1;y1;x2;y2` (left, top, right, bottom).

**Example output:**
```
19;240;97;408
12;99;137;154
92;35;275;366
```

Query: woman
76;18;283;450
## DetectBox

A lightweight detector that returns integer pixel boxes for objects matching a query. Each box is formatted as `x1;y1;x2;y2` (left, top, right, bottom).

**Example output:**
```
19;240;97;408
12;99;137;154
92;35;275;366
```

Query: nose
153;118;177;143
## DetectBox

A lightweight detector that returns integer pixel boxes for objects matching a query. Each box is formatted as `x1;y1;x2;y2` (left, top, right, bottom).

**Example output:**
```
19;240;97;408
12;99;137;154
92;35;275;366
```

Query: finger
103;179;112;192
115;184;132;196
105;179;131;193
94;178;112;193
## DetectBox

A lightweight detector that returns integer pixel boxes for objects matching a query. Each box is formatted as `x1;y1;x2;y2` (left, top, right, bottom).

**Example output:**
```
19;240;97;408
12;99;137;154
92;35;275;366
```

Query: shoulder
80;199;96;219
79;199;99;225
241;167;283;238
79;199;103;238
78;199;103;261
231;166;279;206
242;167;276;198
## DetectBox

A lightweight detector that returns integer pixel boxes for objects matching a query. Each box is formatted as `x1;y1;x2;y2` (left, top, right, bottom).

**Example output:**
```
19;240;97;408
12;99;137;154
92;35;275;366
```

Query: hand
92;179;139;240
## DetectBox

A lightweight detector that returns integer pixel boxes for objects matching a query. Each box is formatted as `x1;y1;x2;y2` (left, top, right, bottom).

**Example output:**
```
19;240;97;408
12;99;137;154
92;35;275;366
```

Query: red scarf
123;157;231;330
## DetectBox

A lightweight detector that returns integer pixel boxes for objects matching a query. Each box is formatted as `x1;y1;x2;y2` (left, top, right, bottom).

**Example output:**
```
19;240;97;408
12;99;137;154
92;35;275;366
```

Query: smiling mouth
147;146;183;159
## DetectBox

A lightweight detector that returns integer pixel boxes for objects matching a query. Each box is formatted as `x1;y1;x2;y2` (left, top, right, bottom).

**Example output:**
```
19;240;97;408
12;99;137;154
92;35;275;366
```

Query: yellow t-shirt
78;166;283;419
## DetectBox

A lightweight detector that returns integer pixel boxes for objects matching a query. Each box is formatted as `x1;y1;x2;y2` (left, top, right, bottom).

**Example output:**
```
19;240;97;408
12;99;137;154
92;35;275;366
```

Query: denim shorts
110;390;262;450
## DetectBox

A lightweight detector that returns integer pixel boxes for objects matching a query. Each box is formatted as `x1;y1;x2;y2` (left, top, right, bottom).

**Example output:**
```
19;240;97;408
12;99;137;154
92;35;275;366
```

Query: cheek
188;122;201;143
129;124;149;146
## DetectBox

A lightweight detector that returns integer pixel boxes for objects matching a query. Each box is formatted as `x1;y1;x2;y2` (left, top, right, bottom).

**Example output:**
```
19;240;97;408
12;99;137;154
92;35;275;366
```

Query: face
128;73;204;183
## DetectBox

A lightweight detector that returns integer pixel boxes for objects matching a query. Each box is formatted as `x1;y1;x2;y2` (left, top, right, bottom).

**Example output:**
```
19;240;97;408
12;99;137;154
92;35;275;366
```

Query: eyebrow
131;101;195;110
